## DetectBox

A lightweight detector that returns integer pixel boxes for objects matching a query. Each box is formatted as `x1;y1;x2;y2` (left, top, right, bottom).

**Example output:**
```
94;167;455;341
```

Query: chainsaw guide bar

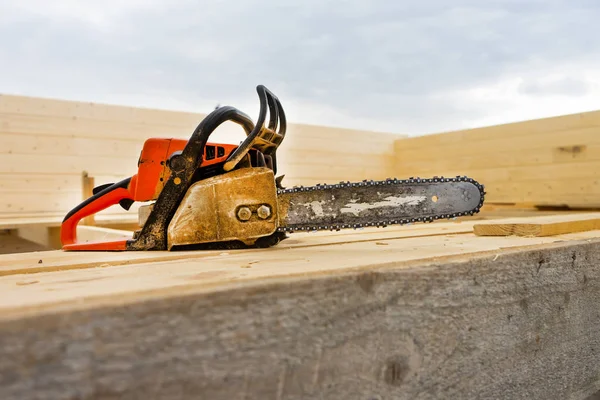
60;84;486;251
277;176;485;232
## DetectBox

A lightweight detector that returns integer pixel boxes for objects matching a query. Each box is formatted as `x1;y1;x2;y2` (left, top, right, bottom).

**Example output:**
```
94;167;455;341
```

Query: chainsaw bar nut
257;205;271;219
237;206;252;221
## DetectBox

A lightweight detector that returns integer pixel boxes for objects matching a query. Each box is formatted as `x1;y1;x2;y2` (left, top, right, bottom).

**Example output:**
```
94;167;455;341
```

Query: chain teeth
276;176;486;233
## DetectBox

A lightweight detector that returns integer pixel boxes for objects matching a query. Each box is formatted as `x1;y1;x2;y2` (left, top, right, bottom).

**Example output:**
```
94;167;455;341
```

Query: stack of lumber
1;213;600;399
394;110;600;208
0;93;402;227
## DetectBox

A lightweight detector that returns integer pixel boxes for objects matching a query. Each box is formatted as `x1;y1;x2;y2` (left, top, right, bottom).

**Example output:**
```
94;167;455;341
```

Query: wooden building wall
394;110;600;208
0;93;403;223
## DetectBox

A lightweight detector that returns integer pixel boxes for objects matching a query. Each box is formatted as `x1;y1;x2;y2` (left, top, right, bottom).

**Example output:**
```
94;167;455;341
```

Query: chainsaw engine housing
167;167;279;249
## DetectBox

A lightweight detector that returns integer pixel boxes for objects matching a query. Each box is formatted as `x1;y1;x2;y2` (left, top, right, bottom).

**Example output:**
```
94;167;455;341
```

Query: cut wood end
473;213;600;237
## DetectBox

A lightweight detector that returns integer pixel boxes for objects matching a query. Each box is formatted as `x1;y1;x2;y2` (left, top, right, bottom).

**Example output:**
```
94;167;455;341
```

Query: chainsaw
60;85;485;251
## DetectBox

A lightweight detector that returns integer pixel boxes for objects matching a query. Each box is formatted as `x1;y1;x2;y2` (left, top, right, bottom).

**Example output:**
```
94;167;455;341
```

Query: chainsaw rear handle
61;177;134;250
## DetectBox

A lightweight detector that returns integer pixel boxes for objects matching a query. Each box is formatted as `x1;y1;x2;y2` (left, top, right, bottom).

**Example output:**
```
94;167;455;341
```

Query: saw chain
276;175;486;233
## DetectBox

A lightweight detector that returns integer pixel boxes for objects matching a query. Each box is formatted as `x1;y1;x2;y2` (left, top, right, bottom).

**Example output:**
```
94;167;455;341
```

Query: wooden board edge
2;235;599;322
0;236;599;399
473;215;600;237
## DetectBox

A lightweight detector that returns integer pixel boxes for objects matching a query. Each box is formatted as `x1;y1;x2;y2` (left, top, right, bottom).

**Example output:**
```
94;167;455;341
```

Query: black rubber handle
224;85;287;173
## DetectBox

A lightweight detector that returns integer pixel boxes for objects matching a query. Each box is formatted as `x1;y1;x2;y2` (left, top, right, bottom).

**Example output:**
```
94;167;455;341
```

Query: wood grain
395;109;600;150
394;111;600;208
0;93;403;221
0;220;475;277
474;213;600;237
0;229;599;399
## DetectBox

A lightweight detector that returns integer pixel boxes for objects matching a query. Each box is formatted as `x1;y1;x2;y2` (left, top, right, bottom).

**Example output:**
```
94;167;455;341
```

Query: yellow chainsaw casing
166;167;279;249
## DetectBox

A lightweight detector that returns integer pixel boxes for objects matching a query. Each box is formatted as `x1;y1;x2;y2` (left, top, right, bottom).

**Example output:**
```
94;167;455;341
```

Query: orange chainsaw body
60;138;238;251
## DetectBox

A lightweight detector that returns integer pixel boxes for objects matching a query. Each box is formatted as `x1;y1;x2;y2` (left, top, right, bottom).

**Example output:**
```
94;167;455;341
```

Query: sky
1;0;600;135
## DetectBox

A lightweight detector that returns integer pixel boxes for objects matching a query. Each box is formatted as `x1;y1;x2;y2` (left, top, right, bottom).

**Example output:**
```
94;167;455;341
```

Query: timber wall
0;94;403;223
394;110;600;208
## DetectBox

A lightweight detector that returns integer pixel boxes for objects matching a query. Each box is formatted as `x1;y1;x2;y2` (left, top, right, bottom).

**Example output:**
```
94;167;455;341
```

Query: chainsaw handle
60;177;133;249
223;85;286;173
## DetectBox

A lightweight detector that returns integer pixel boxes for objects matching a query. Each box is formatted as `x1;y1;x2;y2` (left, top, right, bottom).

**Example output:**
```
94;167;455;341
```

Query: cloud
431;63;600;130
1;0;167;28
518;77;591;96
1;0;600;135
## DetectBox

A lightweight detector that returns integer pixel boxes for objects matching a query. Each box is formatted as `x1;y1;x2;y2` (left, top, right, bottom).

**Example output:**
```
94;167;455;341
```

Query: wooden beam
473;213;600;237
0;221;475;277
394;110;600;151
0;223;599;399
395;126;600;164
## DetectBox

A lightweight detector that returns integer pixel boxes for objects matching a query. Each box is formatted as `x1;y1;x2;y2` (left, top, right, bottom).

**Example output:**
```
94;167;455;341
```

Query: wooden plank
473;213;600;237
7;210;593;276
0;93;208;125
1;112;400;150
482;178;600;207
0;132;144;158
395;109;600;151
0;216;64;229
395;126;600;163
1;222;598;299
0;220;476;277
0;190;95;214
0;112;202;140
0;134;397;172
0;132;397;170
398;159;600;184
0;173;124;192
457;206;588;221
396;147;600;179
0;228;599;399
0;153;136;176
0;94;405;145
1;226;599;313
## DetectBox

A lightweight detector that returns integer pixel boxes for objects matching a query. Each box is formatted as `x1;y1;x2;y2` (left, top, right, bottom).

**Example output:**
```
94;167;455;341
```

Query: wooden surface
394;109;600;208
1;219;599;399
474;213;600;237
0;93;403;223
